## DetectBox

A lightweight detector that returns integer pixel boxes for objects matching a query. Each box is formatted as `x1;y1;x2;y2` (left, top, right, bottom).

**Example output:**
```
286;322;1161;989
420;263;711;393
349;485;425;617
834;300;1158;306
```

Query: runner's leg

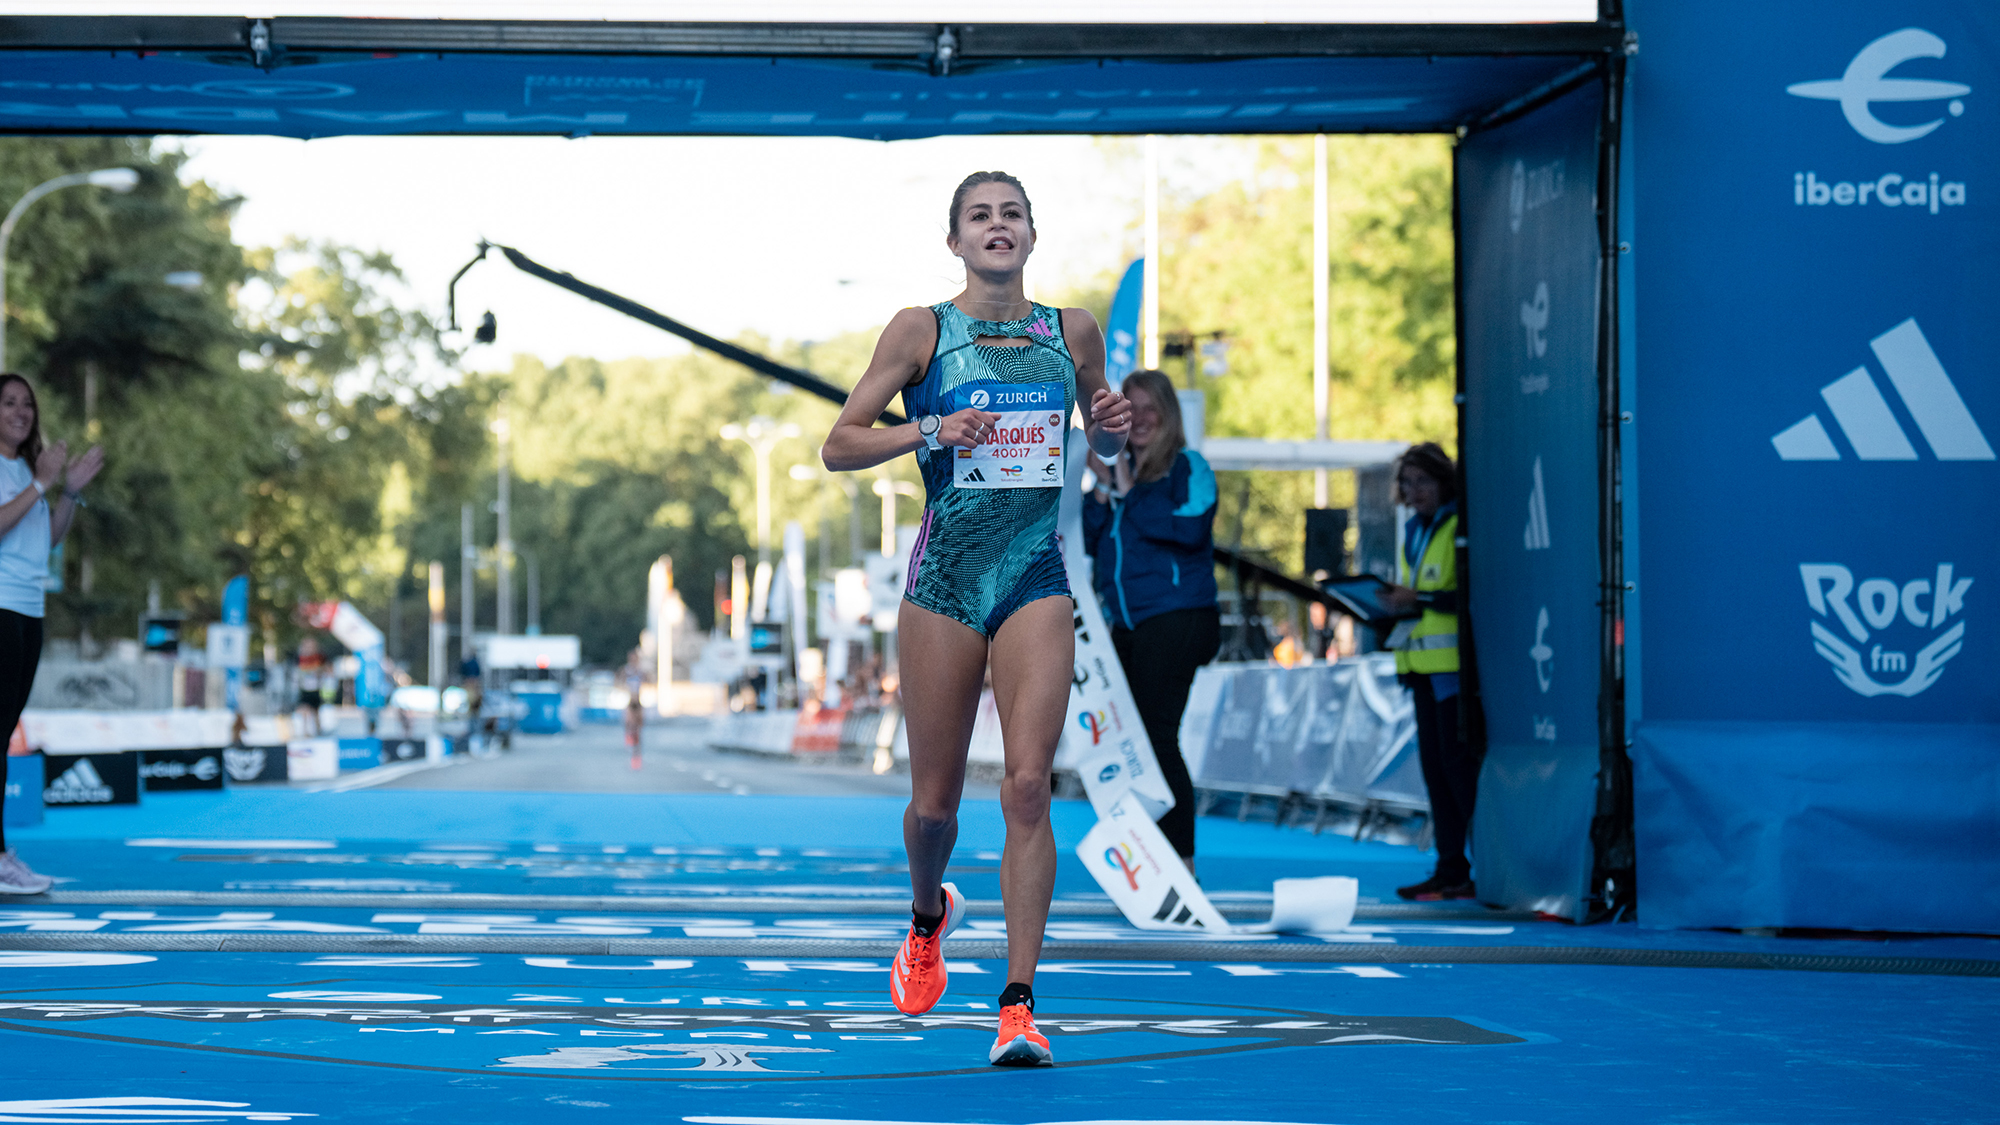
986;594;1074;985
896;600;989;916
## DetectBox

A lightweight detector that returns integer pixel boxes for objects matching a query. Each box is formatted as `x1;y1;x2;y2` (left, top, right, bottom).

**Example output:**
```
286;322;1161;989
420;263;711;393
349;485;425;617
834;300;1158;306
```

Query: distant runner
821;171;1131;1067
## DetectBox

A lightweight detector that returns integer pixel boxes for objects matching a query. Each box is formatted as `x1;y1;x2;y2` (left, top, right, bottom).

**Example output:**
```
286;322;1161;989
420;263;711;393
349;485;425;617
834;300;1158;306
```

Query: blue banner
0;52;1588;140
1105;258;1144;385
1628;0;2000;929
1459;82;1604;920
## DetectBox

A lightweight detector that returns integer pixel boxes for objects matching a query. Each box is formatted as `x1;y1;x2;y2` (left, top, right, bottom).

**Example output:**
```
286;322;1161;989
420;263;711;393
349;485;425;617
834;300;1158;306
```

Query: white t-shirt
0;455;49;618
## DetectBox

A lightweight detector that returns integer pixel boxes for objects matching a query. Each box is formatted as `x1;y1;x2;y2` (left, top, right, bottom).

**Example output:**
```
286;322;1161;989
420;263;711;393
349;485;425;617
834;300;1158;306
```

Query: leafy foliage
1059;135;1457;574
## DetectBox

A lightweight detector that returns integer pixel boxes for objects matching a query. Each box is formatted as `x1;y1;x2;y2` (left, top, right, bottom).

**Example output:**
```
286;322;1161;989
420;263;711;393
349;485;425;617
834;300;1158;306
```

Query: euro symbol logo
1077;710;1108;744
1787;28;1971;144
1104;843;1142;891
1530;605;1554;693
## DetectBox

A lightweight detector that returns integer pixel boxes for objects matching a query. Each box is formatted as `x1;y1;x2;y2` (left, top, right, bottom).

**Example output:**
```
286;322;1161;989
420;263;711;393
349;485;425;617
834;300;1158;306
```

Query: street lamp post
788;462;864;567
721;416;800;622
872;471;921;556
492;412;513;635
0;167;140;365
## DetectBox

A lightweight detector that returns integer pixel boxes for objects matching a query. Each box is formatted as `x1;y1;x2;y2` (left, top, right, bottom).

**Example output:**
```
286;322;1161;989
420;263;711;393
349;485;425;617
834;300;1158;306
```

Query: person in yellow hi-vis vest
1382;443;1476;902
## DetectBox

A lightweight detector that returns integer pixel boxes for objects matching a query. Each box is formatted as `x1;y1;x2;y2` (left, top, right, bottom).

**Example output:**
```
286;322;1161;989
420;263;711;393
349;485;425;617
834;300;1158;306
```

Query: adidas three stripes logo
1772;318;1994;461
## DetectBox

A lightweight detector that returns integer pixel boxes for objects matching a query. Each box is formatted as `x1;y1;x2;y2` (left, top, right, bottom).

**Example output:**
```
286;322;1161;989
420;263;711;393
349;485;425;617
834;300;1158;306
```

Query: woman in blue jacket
1082;369;1220;868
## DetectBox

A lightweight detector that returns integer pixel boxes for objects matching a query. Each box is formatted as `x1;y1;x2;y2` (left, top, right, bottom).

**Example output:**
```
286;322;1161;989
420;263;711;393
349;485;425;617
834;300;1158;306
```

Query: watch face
920;415;939;435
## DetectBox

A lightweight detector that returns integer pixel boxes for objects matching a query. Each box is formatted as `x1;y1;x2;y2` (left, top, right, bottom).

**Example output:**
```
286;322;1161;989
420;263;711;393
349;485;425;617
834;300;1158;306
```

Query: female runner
822;171;1131;1067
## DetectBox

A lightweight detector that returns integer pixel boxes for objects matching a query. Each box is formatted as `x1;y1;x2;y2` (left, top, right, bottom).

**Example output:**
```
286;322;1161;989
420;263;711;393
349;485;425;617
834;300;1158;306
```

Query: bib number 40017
954;384;1065;490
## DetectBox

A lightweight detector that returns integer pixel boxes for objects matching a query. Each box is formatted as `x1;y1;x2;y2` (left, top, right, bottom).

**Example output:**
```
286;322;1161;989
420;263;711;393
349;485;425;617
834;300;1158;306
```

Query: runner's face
950;184;1034;273
1126;385;1161;450
0;382;34;455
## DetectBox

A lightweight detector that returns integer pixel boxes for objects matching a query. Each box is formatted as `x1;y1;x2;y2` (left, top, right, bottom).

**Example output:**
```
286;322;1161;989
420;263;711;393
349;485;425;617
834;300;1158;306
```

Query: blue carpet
0;951;1989;1124
13;789;1435;900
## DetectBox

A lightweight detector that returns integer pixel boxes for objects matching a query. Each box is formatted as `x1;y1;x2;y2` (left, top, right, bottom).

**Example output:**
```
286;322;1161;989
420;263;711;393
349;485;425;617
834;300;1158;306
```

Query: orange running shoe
889;881;965;1015
988;1003;1053;1067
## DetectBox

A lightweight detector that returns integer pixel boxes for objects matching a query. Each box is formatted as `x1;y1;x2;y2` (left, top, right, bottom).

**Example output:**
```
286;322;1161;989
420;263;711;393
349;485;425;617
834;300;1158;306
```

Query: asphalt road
378;717;1002;800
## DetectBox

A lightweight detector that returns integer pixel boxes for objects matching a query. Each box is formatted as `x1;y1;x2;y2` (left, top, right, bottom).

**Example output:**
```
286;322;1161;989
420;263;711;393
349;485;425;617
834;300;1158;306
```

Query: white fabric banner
1076;792;1359;934
1056;428;1175;821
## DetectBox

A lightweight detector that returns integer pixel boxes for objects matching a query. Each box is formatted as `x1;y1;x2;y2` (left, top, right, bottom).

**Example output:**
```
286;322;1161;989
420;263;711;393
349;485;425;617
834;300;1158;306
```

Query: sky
178;133;1253;372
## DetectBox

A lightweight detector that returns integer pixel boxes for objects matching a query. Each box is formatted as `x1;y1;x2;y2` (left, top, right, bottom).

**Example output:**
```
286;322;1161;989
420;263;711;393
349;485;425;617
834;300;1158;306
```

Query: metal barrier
1183;655;1429;844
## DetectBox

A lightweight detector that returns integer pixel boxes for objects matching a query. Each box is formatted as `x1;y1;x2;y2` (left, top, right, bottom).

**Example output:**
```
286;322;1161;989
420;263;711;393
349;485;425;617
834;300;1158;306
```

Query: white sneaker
0;850;53;895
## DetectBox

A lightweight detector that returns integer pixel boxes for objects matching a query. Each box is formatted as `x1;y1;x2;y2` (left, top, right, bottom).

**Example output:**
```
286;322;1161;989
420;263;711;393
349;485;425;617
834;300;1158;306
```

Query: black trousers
1409;673;1477;882
1111;606;1220;860
0;609;43;853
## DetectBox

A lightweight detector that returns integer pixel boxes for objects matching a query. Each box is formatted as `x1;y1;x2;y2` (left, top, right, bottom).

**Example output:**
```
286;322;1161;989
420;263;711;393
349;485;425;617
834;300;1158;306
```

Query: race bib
952;381;1066;489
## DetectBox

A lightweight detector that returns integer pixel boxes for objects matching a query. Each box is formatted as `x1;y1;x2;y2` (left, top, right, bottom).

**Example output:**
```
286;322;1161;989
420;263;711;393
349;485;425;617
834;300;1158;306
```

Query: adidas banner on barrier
43;752;140;806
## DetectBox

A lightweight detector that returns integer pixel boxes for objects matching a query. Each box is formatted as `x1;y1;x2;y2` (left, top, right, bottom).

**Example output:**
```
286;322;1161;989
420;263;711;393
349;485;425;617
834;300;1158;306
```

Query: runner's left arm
1063;308;1131;458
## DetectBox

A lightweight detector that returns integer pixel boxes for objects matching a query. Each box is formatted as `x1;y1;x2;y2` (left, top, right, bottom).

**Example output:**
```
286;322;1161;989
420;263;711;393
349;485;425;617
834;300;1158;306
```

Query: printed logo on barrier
223;749;267;781
1801;563;1969;696
1529;606;1554;693
1771;318;1994;462
1787;28;1970;144
1520;282;1549;357
1103;842;1142;890
1524;457;1551;551
44;759;112;804
1076;710;1107;744
193;78;356;100
1507;158;1565;234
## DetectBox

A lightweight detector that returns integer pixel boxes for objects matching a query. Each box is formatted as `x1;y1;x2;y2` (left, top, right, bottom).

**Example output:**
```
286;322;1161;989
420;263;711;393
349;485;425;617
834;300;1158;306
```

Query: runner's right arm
822;307;995;472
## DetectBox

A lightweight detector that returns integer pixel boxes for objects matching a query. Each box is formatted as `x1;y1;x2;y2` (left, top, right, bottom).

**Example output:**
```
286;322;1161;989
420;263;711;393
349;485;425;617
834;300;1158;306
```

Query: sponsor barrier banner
790;705;847;753
1077;792;1359;935
1057;427;1176;820
1628;0;2000;929
1184;657;1428;813
337;738;383;772
43;751;140;806
287;739;338;782
380;739;426;764
222;745;287;784
137;749;227;792
2;751;42;827
1075;792;1231;933
1458;81;1605;920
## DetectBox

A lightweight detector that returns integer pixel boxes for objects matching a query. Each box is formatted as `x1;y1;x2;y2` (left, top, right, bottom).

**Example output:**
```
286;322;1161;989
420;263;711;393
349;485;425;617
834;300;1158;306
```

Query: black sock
911;905;945;937
997;982;1034;1011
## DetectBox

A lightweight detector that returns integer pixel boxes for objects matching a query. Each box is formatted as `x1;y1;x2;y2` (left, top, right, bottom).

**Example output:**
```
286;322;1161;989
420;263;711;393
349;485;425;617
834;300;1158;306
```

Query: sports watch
917;414;944;452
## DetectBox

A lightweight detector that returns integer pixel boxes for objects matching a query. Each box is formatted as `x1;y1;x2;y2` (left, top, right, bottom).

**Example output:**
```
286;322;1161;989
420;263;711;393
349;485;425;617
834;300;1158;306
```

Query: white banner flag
1057;428;1175;821
1076;791;1230;932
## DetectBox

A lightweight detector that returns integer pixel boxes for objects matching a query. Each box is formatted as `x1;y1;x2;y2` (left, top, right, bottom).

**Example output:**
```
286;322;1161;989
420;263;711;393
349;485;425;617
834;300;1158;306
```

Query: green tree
1056;135;1456;575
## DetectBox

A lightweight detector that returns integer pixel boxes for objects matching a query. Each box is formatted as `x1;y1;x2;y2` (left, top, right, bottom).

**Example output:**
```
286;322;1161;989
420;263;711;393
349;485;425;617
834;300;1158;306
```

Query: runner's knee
910;807;957;838
998;768;1052;824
